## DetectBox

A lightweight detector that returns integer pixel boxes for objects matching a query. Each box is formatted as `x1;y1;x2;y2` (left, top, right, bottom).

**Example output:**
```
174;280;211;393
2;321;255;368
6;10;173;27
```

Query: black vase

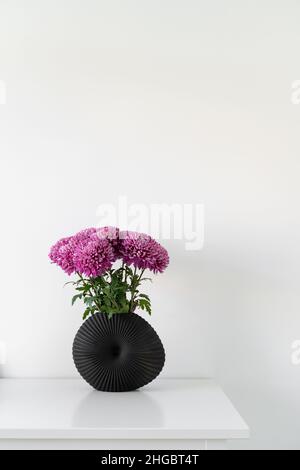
72;312;165;392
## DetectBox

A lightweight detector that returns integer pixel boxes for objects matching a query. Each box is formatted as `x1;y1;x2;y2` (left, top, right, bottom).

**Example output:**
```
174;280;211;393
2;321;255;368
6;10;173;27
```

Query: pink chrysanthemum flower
49;237;76;275
73;228;98;245
49;228;117;277
50;227;169;278
73;238;115;278
119;231;169;274
96;226;119;241
96;226;120;260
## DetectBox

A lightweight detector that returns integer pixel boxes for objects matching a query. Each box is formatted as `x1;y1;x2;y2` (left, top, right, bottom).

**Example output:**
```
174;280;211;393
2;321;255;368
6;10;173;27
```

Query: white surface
0;342;6;365
0;0;300;450
0;439;228;451
0;379;249;441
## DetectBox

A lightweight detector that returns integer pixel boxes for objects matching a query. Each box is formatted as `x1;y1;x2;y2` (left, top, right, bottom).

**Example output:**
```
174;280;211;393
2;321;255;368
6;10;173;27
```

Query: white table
0;379;249;450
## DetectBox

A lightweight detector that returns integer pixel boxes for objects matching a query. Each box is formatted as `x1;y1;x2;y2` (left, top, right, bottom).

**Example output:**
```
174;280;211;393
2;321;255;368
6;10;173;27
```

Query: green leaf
84;296;95;307
72;294;82;306
144;303;152;316
138;294;150;301
76;285;90;292
114;285;127;292
83;308;91;320
138;298;152;316
125;266;134;277
64;281;76;287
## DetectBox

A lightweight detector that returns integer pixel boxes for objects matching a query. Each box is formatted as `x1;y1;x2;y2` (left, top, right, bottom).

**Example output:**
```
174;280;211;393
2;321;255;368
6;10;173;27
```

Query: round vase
72;312;165;392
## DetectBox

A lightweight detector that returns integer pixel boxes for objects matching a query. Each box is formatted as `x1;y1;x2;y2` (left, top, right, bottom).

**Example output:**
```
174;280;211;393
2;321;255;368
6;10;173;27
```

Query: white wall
0;0;300;449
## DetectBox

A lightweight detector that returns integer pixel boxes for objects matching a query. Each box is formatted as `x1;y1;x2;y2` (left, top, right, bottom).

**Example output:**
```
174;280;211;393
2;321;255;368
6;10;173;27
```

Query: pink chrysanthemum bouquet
49;228;169;319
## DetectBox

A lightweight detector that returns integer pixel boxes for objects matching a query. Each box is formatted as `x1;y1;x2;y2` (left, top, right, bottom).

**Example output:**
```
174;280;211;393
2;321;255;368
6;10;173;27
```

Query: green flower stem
73;265;150;319
121;261;125;282
129;268;146;313
138;269;146;283
129;267;137;312
78;273;102;313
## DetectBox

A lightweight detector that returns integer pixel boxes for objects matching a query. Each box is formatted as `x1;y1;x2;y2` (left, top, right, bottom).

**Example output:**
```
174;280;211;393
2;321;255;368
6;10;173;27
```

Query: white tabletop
0;379;249;440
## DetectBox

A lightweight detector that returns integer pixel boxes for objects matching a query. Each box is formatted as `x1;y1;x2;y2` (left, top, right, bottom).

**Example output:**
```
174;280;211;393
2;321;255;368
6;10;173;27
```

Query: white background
0;0;300;450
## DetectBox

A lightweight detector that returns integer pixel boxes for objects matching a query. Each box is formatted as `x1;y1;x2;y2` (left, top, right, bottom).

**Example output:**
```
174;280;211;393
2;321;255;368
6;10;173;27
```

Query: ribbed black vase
72;312;165;392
